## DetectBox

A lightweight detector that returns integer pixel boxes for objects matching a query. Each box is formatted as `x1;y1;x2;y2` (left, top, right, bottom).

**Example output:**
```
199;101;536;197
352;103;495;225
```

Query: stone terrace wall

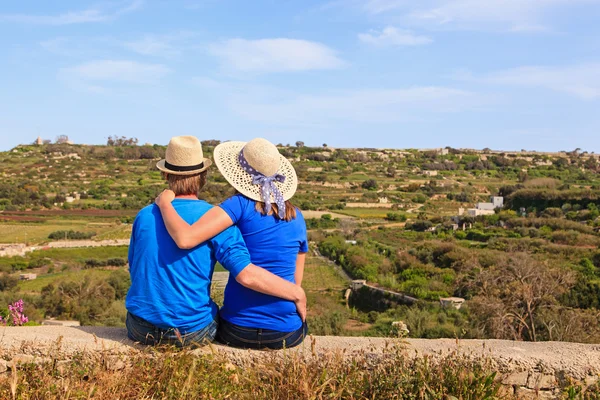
1;327;599;399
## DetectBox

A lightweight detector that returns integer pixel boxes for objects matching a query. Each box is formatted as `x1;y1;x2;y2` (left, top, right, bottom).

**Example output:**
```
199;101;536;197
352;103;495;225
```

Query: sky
1;0;600;152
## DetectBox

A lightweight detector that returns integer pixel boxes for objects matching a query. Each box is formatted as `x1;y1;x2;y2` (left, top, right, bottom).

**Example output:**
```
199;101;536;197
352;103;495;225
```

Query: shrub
361;179;378;190
48;230;96;240
0;274;18;292
386;213;407;222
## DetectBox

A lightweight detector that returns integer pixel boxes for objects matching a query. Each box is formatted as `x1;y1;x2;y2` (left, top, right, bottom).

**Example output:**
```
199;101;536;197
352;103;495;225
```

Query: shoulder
231;194;253;205
221;194;254;210
135;204;158;219
293;207;305;222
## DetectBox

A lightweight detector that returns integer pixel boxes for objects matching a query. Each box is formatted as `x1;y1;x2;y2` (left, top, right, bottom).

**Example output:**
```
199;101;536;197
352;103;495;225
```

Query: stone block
527;373;557;390
503;371;529;386
0;360;7;373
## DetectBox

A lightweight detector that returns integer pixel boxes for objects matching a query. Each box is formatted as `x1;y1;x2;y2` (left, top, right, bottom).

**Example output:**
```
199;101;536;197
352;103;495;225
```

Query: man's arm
236;264;306;322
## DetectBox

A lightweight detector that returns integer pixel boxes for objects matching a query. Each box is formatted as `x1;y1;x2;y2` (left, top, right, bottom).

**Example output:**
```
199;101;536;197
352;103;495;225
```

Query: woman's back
218;194;307;331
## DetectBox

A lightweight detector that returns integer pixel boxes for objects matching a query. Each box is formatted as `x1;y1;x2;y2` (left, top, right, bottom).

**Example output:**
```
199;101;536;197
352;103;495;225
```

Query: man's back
126;198;248;333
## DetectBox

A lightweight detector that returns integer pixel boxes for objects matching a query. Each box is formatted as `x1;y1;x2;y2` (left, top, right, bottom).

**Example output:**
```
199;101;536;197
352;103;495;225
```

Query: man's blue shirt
219;194;309;332
126;198;251;333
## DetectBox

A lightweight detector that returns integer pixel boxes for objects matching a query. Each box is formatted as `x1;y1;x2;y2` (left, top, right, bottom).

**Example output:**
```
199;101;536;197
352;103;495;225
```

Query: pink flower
4;299;29;326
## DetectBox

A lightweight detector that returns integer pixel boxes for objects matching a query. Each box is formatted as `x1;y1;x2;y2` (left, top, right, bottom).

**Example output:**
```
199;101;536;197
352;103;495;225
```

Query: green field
0;221;129;244
334;208;395;219
302;254;349;292
18;268;115;292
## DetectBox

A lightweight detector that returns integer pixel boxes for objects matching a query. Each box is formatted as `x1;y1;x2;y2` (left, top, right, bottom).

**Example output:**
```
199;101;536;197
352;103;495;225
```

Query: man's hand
294;287;307;322
156;189;176;208
235;265;308;322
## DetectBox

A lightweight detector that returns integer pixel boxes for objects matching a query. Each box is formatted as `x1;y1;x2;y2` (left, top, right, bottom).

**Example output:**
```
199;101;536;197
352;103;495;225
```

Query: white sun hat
213;138;298;210
156;136;212;175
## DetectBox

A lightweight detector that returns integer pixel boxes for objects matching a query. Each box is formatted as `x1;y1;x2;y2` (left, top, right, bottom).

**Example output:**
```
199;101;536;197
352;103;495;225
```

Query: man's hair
162;171;208;196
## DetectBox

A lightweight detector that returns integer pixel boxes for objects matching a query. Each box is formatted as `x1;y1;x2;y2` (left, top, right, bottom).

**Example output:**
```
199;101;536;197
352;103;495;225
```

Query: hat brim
213;141;298;202
156;158;212;175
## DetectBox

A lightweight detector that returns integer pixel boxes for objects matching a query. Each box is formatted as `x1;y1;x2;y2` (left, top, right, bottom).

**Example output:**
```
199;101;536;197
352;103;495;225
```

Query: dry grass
0;340;520;400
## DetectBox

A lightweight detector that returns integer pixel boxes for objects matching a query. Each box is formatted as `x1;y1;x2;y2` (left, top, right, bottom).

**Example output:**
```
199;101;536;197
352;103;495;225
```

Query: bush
361;179;378;190
48;230;96;240
0;274;18;292
386;213;407;222
84;258;127;268
406;220;433;232
412;194;428;204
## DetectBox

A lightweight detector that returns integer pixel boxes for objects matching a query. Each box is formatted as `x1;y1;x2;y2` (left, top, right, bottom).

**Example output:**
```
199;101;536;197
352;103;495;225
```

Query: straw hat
213;138;298;202
156;136;212;175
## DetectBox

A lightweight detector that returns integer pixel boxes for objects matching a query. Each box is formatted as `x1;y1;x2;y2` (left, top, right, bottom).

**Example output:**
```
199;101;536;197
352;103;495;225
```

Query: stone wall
1;327;598;399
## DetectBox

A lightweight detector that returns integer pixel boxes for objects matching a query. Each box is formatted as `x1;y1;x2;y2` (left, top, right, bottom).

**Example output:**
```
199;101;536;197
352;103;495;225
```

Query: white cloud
60;60;170;92
208;38;345;73
124;36;179;57
477;63;600;100
362;0;411;14
357;0;599;32
122;32;198;57
1;0;143;25
358;26;433;46
193;78;476;125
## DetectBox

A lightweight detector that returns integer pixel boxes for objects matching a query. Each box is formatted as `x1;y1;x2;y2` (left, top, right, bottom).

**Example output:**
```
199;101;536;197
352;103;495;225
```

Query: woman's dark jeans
126;312;217;349
217;316;308;350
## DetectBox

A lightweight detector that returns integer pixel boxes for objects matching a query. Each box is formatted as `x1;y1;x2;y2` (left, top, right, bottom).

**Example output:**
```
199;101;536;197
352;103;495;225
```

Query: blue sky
1;0;599;152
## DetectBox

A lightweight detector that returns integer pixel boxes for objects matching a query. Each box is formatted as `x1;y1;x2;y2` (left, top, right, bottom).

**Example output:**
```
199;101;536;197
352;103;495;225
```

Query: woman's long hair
255;200;297;222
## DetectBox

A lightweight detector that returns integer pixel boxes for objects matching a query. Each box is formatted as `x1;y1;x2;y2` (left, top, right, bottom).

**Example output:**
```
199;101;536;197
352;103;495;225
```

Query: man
125;136;306;347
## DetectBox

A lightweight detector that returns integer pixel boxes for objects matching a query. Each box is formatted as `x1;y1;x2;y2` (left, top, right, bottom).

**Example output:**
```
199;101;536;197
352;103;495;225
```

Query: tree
322;143;328;148
55;135;70;144
0;273;18;291
584;156;598;172
361;179;378;190
295;141;305;147
107;136;139;146
469;253;575;342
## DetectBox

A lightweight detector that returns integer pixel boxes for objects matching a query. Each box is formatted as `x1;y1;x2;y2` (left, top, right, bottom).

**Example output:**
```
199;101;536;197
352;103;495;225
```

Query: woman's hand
156;189;176;208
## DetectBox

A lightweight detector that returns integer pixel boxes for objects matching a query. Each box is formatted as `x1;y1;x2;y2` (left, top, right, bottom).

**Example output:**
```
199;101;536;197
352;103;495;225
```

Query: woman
155;138;308;349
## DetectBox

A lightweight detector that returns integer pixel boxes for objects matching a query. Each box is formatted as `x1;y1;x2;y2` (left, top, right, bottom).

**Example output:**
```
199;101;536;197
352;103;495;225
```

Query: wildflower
5;299;29;326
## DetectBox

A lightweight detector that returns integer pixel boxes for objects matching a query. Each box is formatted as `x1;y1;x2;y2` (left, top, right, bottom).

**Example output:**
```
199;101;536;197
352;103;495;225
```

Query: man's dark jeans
126;312;217;348
217;316;308;350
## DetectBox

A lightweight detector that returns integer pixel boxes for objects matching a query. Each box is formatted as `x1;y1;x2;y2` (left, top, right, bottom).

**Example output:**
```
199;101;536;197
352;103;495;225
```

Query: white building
476;202;495;211
440;297;465;310
467;208;495;217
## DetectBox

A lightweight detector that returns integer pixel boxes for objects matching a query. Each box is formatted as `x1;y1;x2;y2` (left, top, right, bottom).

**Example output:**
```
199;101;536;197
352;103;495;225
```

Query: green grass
0;221;126;244
303;254;348;292
335;208;393;219
94;224;133;240
28;246;129;263
18;268;115;292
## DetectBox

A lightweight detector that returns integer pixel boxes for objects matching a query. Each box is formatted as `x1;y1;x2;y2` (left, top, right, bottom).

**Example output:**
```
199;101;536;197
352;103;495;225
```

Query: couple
125;136;308;349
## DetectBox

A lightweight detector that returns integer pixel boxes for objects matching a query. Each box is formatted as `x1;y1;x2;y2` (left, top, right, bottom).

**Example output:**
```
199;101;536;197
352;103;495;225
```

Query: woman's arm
295;252;306;286
155;189;233;249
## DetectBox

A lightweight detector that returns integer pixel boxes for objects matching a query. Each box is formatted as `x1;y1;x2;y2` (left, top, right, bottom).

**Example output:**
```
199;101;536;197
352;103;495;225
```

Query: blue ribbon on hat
238;150;287;218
